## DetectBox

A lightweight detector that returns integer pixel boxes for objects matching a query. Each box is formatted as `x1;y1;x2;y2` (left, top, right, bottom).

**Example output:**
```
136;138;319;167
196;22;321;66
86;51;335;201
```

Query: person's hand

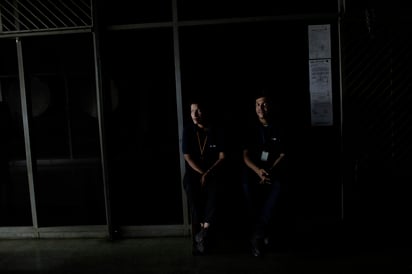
257;168;271;184
200;170;211;186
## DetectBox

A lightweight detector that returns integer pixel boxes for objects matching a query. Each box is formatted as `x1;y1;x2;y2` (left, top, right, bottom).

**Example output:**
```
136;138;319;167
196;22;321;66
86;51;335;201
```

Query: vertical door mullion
16;37;39;237
92;0;113;239
172;0;190;235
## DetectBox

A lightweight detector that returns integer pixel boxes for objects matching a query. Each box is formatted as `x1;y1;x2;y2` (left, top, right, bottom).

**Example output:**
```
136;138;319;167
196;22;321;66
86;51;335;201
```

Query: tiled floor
0;235;411;274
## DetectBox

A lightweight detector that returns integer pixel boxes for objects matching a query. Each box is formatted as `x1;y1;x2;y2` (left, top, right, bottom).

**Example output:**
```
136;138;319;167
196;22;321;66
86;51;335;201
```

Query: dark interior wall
341;1;412;249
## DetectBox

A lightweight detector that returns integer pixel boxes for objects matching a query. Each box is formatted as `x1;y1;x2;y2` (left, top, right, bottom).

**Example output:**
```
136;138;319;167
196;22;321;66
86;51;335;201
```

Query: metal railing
0;0;92;35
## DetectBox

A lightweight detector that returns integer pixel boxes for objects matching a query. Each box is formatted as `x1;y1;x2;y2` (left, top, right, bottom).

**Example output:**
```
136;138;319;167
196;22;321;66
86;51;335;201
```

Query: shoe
196;240;205;254
192;242;205;256
195;227;208;243
250;237;263;257
193;228;208;255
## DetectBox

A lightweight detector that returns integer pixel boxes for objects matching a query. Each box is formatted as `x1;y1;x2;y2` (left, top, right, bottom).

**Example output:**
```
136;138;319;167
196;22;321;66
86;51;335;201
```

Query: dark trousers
242;170;282;239
183;173;218;228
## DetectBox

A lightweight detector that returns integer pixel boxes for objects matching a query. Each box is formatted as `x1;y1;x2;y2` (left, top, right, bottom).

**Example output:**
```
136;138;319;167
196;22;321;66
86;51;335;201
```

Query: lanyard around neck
196;131;208;159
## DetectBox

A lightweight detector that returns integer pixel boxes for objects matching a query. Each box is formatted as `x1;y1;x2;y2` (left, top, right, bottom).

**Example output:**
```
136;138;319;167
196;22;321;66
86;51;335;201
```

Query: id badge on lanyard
260;151;269;162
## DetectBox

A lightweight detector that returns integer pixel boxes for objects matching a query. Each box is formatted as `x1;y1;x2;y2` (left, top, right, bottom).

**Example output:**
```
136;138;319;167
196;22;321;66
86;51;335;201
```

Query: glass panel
0;39;32;226
101;0;172;25
105;28;182;226
177;0;338;21
21;34;106;226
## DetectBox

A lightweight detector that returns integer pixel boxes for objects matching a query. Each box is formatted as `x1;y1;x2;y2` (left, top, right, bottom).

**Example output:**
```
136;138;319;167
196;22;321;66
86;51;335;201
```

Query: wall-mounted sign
309;59;333;126
308;24;333;126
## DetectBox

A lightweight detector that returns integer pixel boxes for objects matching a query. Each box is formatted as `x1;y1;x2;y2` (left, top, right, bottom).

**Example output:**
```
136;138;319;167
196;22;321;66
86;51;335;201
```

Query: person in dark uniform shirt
241;90;288;257
182;98;225;255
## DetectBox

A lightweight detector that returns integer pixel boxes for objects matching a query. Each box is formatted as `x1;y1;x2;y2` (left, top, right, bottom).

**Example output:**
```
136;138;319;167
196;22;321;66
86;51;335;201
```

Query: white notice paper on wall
308;24;331;59
309;59;333;126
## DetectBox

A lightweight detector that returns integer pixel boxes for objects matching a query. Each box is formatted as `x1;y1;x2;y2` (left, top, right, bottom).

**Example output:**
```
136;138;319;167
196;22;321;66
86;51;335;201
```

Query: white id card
260;151;269;162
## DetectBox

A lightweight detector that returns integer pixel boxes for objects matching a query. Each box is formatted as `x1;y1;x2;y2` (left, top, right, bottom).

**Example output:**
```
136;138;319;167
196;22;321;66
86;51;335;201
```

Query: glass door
0;38;32;228
19;33;107;227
